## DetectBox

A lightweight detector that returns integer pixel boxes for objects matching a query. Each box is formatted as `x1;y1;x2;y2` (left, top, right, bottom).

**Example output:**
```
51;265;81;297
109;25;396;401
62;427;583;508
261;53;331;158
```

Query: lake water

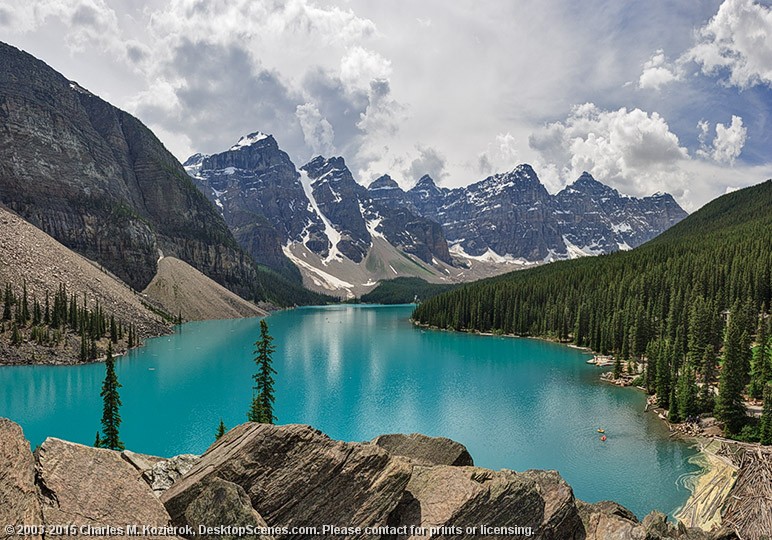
0;304;700;518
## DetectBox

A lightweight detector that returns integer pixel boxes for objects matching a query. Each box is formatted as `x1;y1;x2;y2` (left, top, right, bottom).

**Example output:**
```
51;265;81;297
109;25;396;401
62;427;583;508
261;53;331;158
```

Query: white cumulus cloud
529;103;691;198
686;0;772;88
697;115;747;164
712;115;748;164
638;49;681;90
476;132;519;176
340;46;392;90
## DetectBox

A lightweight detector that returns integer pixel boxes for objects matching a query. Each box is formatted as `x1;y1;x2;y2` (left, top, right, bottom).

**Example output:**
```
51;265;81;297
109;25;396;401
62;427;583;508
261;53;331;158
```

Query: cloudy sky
2;0;771;210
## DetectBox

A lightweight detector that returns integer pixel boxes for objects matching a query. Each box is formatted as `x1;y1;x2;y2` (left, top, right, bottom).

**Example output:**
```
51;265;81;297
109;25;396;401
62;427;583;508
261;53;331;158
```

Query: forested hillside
360;278;456;304
413;180;772;440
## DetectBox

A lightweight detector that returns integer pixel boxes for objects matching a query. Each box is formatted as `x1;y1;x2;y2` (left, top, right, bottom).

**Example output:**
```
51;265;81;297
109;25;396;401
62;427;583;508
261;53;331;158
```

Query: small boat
597;428;605;433
600;435;607;442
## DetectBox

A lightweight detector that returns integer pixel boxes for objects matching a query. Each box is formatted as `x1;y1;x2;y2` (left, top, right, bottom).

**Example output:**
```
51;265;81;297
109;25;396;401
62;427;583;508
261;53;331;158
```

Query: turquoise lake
0;304;700;518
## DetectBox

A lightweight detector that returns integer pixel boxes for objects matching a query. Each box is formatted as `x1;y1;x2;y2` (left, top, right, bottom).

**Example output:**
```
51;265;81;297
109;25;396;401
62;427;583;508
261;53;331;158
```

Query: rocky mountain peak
413;174;439;191
0;40;265;297
183;153;207;167
574;171;603;188
196;131;288;175
646;191;678;204
228;131;273;151
564;171;621;198
470;164;550;202
513;163;539;180
302;155;350;183
368;174;400;191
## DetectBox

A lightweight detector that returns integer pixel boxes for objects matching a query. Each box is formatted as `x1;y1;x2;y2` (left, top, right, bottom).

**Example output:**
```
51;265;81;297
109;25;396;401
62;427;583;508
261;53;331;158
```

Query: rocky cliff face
301;156;373;263
554;172;689;254
185;134;324;281
0;42;320;306
0;419;737;540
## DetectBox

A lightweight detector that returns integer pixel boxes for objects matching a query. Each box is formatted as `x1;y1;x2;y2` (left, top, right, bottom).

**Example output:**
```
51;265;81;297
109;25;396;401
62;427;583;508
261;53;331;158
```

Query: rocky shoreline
1;418;736;540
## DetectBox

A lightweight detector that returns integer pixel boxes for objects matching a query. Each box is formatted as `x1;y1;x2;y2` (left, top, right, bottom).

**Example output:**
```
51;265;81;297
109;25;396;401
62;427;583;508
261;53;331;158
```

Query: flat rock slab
36;438;179;539
388;466;584;540
162;423;414;539
0;418;43;540
577;501;639;540
370;433;474;467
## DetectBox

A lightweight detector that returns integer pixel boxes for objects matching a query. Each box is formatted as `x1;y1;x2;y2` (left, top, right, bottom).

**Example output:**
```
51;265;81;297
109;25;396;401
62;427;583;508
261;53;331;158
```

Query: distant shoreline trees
1;281;137;361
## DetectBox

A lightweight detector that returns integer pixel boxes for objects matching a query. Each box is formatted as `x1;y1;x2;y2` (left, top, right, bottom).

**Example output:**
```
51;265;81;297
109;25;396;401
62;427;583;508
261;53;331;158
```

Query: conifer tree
247;395;263;423
110;314;118;344
80;328;88;362
656;340;671;408
749;312;770;399
668;379;681;422
215;419;227;440
699;346;717;412
760;383;772;445
2;283;12;320
678;364;699;420
10;322;22;346
644;340;658;394
716;312;751;435
32;298;41;326
21;281;30;324
248;320;277;424
612;357;622;379
94;432;102;448
99;342;124;450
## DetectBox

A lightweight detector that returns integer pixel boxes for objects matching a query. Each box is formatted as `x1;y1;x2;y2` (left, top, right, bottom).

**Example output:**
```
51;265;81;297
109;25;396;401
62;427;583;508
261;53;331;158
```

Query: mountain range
0;39;687;305
187;134;687;297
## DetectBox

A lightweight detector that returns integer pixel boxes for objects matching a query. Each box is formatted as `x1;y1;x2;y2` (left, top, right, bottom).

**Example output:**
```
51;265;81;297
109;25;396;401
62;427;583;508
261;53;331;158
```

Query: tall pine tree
248;320;277;424
760;383;772;445
98;342;124;450
716;309;751;435
749;311;770;399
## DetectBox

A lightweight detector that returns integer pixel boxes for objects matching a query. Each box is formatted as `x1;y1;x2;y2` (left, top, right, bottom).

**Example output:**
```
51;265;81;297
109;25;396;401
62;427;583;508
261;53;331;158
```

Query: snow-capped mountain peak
185;131;686;298
229;131;271;151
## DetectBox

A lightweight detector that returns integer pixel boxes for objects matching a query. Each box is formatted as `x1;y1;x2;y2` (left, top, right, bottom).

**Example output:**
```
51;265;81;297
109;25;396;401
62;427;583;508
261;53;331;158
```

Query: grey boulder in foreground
0;418;736;539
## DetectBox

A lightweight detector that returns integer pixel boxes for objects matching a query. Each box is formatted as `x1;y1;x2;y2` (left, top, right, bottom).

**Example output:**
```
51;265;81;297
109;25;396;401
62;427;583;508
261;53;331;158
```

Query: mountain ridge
0;41;325;307
185;132;687;297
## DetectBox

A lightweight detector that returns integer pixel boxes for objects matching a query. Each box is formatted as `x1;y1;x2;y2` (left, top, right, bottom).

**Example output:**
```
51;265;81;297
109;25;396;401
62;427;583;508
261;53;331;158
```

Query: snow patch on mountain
230;132;269;151
299;171;342;264
611;222;633;233
449;243;533;265
562;236;604;259
282;243;354;293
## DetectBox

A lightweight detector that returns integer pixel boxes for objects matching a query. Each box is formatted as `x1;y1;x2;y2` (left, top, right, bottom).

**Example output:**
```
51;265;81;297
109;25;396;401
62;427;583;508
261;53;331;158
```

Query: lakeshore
0;304;701;519
409;316;772;535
